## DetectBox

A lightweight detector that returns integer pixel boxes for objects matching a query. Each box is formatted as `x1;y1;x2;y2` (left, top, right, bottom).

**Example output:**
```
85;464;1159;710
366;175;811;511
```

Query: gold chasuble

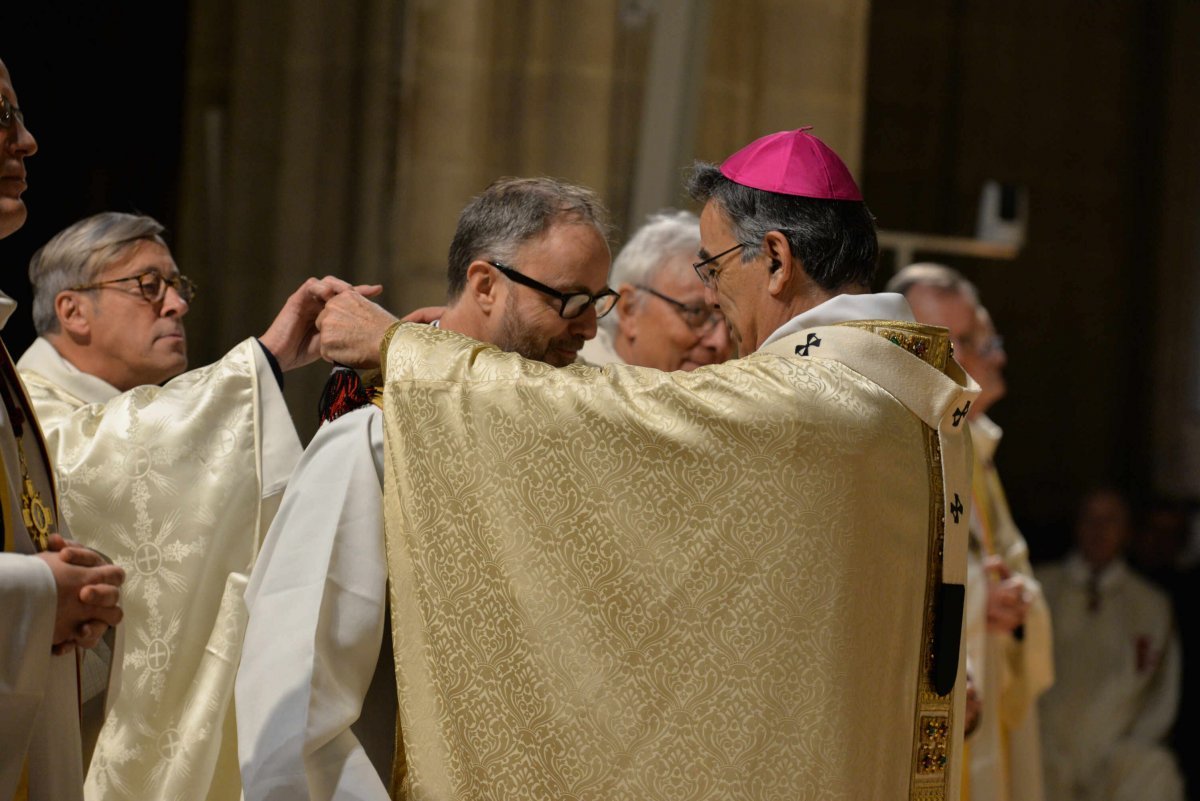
17;337;302;801
379;321;978;801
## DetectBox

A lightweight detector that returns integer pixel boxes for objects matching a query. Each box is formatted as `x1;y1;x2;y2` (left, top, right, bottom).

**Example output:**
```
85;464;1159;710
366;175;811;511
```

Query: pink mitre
719;126;863;201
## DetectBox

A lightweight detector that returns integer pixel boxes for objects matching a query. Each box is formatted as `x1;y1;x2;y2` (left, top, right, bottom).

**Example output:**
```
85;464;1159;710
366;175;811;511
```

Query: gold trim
837;320;951;371
909;423;955;800
379;321;405;381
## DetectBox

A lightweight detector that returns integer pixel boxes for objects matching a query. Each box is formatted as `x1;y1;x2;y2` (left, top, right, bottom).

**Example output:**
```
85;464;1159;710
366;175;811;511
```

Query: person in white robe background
890;263;1054;801
1;56;126;801
15;211;364;801
1039;488;1184;801
236;176;617;801
309;130;978;800
579;209;731;369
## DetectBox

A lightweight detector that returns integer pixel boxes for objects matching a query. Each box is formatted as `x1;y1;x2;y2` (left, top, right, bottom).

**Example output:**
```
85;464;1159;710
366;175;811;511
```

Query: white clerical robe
16;335;302;801
0;293;85;801
237;404;392;801
962;415;1054;801
238;292;979;801
1038;555;1183;801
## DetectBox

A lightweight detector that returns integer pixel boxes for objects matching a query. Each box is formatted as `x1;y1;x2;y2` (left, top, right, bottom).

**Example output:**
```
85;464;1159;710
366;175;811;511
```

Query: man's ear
54;291;91;338
614;283;639;339
762;230;797;296
465;260;499;314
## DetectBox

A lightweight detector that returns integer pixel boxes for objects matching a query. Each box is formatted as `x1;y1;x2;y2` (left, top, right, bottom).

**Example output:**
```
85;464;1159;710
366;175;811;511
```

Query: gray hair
885;262;979;302
29;212;167;335
602;209;700;332
446;177;610;301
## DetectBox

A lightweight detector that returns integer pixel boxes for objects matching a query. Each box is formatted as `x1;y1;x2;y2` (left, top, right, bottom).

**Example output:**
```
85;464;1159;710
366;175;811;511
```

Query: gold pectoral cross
21;476;54;551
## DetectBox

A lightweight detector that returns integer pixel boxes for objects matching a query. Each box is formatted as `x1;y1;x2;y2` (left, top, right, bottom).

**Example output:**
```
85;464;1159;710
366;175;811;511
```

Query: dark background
1;2;189;356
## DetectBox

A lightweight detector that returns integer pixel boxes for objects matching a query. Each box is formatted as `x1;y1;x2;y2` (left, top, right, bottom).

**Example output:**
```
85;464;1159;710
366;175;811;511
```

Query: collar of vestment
0;290;16;330
759;291;915;349
1065;552;1129;591
968;414;1004;463
16;336;121;405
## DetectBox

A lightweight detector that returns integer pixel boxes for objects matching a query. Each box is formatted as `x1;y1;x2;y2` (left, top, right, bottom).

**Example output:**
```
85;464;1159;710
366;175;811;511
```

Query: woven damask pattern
383;326;940;801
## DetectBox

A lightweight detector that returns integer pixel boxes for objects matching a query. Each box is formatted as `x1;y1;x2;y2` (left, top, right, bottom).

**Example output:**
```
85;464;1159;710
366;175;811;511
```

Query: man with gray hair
580;209;730;370
237;176;616;800
15;211;355;800
887;262;1054;801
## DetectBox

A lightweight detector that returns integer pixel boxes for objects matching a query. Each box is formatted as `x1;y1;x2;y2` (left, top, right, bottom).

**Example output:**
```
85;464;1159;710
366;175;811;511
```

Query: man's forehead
103;239;179;274
517;221;610;288
697;202;734;252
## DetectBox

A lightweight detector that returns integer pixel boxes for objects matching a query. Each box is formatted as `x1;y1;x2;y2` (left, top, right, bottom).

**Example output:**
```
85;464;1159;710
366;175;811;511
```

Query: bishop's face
0;60;38;240
698;201;772;355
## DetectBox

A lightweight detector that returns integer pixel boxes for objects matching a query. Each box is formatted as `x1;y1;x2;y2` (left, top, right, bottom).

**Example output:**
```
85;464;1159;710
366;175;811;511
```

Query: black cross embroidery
952;401;971;427
950;493;964;524
795;333;822;356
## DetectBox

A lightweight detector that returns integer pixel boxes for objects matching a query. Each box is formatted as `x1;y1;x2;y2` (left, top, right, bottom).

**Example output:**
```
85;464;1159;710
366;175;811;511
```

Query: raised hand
260;276;384;371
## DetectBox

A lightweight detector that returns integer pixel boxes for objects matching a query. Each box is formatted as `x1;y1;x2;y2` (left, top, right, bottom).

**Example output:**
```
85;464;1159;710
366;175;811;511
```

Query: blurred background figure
581;209;731;369
1129;497;1199;799
1039;487;1184;801
889;262;1053;801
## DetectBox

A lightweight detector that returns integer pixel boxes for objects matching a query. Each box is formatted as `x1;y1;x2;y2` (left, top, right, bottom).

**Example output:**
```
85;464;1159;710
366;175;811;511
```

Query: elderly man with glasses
236;176;616;800
888;262;1054;801
14;211;354;800
580;209;731;370
303;130;979;801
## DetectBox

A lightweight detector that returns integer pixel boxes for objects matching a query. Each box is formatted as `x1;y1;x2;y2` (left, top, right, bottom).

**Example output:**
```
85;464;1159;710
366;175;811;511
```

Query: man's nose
701;317;730;350
8;117;37;157
570;305;598;340
161;287;190;317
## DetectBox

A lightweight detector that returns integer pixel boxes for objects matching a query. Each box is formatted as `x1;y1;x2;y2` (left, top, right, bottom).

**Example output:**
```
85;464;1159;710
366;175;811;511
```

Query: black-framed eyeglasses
635;285;722;333
0;95;26;129
489;261;618;319
70;270;197;305
692;242;745;288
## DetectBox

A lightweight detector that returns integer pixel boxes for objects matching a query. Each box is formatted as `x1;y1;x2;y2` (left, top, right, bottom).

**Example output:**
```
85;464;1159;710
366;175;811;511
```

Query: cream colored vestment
380;317;977;801
962;415;1054;801
17;336;301;801
1039;555;1183;801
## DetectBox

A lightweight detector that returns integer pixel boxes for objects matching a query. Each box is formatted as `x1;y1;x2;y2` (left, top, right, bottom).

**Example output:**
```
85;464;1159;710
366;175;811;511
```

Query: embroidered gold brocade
381;323;968;801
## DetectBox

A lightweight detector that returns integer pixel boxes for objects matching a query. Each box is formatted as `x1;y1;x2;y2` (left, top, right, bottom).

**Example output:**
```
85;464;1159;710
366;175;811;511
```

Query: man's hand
985;556;1031;635
36;537;125;654
964;667;983;738
402;306;445;324
315;290;400;369
259;277;383;372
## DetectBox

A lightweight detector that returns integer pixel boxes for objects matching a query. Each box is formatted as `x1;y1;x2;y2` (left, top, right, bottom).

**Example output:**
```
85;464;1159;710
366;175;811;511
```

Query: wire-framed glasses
691;242;745;288
635;285;722;332
0;95;26;129
489;261;618;319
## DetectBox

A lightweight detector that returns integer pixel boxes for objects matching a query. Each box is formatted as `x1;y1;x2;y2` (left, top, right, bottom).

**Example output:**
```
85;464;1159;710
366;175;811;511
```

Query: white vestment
962;416;1053;801
238;292;976;801
1038;555;1183;801
237;405;392;801
17;335;302;801
0;294;85;801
